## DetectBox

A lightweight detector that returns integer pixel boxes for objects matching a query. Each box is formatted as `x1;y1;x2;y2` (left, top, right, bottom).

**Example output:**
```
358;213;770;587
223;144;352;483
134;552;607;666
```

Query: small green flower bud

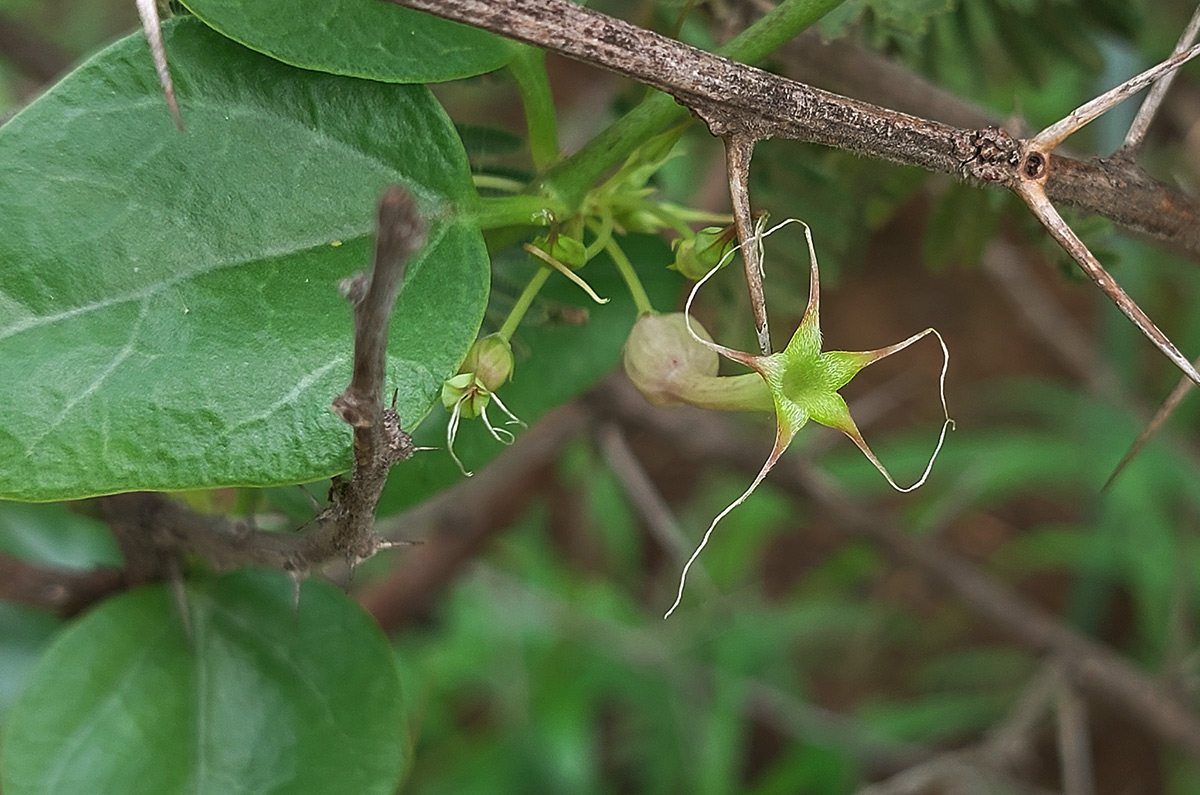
531;233;587;270
670;226;736;280
459;334;514;393
614;125;686;188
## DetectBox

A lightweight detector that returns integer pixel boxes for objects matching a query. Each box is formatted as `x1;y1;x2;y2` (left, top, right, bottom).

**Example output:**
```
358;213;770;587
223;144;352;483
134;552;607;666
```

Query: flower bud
459;334;514;393
531;233;587;270
670;226;736;280
623;313;718;407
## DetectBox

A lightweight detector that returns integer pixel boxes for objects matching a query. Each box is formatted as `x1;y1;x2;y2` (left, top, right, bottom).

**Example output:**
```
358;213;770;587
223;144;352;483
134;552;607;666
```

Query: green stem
467;193;564;230
584;211;614;260
636;201;698;237
544;0;846;208
676;372;775;413
602;235;654;315
498;266;552;341
508;46;560;171
472;174;528;193
546;92;683;209
720;0;846;64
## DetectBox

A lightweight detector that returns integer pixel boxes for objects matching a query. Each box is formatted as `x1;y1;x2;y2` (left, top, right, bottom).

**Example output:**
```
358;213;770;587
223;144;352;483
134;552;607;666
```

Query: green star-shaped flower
657;219;953;617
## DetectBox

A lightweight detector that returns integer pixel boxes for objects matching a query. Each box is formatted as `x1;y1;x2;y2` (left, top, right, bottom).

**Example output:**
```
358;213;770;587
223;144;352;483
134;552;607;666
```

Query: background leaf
1;571;408;795
0;18;489;500
0;605;60;725
181;0;517;82
0;502;121;569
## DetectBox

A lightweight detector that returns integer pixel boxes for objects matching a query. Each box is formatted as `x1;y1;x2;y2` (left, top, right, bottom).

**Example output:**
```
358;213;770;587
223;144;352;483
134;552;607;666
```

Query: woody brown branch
382;0;1200;260
329;186;424;558
0;553;122;617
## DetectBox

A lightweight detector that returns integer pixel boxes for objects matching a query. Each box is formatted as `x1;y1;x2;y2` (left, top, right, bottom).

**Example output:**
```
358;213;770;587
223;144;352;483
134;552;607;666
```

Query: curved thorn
1015;181;1200;388
1103;370;1196;490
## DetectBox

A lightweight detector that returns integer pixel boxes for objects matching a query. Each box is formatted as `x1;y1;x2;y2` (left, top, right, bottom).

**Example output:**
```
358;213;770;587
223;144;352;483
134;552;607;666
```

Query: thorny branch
0;553;122;617
383;0;1200;462
382;0;1200;257
328;186;425;558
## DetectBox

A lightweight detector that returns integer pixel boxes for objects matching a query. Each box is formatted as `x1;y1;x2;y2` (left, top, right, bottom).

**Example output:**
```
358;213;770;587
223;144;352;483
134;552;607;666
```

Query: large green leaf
181;0;516;82
1;571;408;795
0;18;489;501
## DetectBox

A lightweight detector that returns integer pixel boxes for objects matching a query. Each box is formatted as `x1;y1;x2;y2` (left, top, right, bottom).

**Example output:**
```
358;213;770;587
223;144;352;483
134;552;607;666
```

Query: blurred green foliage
2;0;1200;792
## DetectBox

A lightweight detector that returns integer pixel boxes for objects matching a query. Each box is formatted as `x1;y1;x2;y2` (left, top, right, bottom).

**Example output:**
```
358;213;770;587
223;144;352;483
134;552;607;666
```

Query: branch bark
382;0;1200;260
0;553;122;617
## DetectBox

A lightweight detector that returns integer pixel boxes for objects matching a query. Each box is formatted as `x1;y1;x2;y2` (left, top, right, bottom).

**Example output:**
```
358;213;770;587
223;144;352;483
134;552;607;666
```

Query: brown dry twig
1055;665;1096;795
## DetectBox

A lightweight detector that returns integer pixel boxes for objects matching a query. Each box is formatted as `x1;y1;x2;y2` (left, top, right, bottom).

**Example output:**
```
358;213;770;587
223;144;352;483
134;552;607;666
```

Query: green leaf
1;571;408;795
0;18;488;500
182;0;516;82
860;690;1014;743
0;502;122;568
0;604;61;725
